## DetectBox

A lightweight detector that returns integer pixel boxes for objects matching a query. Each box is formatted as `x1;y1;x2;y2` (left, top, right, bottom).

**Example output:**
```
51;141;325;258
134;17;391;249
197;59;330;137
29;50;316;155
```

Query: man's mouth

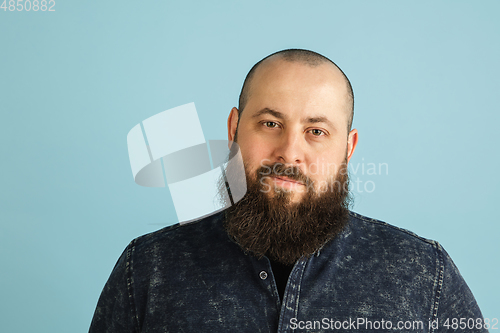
271;176;305;188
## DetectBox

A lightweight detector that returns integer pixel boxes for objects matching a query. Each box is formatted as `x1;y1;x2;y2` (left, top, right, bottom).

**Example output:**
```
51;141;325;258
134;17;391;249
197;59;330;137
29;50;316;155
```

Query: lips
271;176;304;186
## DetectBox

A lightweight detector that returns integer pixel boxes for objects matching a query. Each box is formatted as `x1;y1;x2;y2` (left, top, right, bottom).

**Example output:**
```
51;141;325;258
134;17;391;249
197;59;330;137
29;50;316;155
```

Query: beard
220;157;352;265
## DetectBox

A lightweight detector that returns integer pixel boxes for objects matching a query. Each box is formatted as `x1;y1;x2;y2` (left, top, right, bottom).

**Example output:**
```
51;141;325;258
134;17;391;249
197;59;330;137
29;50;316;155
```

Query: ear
346;128;358;163
227;107;239;144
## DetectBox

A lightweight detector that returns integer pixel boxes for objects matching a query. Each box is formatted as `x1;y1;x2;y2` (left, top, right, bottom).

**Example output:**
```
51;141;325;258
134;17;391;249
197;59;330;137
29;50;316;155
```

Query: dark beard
221;160;352;265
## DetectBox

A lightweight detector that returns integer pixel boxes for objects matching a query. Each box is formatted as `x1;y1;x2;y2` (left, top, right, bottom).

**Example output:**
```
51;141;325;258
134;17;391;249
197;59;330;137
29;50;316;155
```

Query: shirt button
259;271;268;280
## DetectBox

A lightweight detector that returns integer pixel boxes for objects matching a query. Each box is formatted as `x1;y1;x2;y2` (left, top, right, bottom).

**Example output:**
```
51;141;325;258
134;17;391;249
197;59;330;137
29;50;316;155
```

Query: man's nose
273;130;305;165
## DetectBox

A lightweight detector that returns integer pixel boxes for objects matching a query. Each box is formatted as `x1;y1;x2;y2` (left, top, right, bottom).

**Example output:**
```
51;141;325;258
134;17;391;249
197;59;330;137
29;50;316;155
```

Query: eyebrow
252;108;285;120
304;116;334;128
252;108;334;128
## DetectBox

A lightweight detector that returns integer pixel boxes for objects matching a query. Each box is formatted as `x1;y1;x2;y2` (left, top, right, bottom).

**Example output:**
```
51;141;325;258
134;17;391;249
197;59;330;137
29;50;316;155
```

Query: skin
227;56;358;203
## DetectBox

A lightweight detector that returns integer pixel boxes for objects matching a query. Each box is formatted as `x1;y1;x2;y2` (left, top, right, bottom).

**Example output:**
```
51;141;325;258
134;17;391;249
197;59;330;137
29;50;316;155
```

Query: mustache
256;163;312;185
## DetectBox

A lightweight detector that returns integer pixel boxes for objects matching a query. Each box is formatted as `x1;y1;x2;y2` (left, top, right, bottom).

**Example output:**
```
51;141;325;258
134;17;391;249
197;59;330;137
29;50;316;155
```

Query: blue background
1;1;498;331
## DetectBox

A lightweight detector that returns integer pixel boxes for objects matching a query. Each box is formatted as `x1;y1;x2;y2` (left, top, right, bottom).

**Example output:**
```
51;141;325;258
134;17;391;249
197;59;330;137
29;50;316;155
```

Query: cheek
239;140;273;173
306;154;346;180
305;137;348;175
241;144;270;175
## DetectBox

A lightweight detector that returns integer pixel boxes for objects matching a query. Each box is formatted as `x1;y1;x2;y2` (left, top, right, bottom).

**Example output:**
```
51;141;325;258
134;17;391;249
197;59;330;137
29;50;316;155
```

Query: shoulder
343;211;448;272
345;212;485;322
127;211;229;257
347;210;439;250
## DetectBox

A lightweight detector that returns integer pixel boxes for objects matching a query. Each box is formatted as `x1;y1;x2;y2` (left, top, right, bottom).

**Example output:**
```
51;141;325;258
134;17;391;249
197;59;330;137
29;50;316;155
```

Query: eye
309;129;325;136
264;121;279;128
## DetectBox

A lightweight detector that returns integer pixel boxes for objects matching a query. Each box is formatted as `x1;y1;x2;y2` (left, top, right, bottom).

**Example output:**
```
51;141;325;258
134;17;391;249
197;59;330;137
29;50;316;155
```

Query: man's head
223;49;358;264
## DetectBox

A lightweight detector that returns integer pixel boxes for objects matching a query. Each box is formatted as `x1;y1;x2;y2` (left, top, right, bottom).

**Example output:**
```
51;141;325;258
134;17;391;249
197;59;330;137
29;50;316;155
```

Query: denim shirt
90;211;486;332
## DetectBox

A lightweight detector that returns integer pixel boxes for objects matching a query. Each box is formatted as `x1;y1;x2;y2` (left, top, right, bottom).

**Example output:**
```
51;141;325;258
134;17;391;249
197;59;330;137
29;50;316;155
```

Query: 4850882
1;0;55;11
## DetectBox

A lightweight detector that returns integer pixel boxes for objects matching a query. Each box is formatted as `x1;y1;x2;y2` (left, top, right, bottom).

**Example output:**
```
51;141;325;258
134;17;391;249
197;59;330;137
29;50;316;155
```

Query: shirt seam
429;242;445;333
277;258;307;332
293;259;307;318
126;239;141;332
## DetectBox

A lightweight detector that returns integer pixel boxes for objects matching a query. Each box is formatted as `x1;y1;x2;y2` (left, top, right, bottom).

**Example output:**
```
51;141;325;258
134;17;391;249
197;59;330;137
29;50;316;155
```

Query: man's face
223;57;359;264
228;58;358;202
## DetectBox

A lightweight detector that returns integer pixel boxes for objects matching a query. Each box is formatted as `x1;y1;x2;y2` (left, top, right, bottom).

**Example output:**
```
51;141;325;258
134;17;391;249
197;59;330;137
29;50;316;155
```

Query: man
90;49;486;332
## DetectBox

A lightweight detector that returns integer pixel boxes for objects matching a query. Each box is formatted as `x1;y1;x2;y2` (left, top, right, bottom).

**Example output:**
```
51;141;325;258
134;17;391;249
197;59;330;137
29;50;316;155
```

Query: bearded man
90;49;486;332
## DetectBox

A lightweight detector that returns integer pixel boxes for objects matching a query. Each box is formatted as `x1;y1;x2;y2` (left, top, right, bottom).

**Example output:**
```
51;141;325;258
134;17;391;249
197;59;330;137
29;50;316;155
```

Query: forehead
244;58;350;127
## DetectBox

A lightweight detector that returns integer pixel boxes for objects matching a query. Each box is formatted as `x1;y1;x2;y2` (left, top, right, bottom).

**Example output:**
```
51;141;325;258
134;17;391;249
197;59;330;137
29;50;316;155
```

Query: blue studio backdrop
0;1;498;332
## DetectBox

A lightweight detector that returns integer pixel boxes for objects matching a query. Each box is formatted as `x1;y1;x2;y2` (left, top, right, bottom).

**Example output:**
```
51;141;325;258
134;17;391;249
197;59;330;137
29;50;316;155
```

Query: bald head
238;49;354;131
